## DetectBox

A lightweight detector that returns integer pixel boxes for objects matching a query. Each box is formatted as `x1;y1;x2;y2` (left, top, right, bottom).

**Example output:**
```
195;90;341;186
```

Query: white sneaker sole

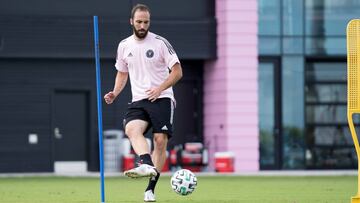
124;170;157;178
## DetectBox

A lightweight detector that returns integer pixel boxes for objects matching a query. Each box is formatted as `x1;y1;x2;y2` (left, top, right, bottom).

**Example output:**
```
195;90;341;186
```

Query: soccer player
104;3;183;202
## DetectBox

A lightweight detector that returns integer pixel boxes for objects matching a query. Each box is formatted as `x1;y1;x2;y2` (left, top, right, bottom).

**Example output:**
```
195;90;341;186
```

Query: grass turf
0;175;356;203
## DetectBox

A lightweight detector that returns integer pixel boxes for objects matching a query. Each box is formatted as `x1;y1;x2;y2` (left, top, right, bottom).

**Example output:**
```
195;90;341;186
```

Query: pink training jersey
115;32;180;103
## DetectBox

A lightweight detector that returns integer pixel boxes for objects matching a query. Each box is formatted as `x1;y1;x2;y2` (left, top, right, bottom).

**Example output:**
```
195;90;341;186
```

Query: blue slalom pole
93;16;105;203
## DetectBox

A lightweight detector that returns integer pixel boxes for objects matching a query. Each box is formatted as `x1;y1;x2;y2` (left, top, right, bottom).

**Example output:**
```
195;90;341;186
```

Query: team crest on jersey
146;49;154;58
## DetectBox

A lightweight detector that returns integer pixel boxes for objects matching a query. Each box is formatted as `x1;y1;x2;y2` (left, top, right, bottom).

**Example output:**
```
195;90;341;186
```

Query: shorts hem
152;130;172;138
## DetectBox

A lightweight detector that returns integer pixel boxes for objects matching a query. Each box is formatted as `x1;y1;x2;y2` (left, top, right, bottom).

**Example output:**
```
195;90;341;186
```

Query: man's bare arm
146;63;183;102
104;71;129;104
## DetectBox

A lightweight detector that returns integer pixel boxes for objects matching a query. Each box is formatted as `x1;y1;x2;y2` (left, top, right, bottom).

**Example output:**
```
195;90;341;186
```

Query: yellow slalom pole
347;19;360;203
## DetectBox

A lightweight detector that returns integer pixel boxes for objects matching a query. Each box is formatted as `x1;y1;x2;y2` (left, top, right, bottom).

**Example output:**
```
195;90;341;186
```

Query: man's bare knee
125;126;137;138
125;120;148;138
154;134;168;151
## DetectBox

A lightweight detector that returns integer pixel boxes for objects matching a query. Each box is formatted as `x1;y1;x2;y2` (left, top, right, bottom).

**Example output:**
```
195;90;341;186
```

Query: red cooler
215;152;234;173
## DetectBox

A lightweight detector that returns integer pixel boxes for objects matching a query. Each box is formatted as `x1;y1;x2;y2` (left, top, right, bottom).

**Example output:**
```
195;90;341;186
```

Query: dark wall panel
0;0;216;59
0;0;131;16
0;59;120;172
171;61;203;147
0;0;214;19
0;16;215;59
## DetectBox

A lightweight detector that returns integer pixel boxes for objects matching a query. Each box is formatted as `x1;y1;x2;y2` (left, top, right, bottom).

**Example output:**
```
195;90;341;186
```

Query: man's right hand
104;91;116;104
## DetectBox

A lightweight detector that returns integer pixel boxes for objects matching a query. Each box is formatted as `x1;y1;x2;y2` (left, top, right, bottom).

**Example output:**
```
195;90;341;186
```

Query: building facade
257;0;359;170
204;0;259;171
193;0;359;171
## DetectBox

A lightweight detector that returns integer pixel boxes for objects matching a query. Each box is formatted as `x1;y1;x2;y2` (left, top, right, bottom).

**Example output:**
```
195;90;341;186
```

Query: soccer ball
170;169;197;196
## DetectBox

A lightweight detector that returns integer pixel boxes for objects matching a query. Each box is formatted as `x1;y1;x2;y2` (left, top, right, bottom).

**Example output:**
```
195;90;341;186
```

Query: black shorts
123;98;174;138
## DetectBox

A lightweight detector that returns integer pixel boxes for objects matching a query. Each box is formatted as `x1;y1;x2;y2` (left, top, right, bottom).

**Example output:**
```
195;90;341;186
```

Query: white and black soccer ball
170;169;197;196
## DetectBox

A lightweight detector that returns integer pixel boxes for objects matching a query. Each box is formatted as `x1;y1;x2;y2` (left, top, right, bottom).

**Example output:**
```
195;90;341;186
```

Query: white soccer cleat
124;164;158;178
144;190;156;202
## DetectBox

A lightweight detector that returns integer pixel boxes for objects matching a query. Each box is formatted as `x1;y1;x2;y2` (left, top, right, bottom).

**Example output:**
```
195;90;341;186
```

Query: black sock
146;172;160;192
139;154;154;166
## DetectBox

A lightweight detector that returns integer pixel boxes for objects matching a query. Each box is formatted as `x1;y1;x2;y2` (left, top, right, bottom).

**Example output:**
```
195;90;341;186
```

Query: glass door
305;61;356;169
259;58;282;169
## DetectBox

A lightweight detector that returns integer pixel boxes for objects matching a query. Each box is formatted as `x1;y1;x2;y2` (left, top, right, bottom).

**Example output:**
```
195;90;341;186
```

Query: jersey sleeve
115;42;128;72
159;37;180;70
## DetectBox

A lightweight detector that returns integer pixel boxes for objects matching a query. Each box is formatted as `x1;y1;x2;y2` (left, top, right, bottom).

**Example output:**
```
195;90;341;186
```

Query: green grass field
0;175;356;203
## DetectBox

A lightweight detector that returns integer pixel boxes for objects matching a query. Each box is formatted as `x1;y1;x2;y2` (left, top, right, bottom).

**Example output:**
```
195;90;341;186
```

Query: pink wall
204;0;259;172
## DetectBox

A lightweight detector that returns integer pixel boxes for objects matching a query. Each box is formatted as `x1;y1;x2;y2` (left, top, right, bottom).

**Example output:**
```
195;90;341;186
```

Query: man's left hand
146;87;162;102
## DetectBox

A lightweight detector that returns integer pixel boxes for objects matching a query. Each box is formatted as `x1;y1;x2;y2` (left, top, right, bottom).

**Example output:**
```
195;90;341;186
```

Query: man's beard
133;25;148;39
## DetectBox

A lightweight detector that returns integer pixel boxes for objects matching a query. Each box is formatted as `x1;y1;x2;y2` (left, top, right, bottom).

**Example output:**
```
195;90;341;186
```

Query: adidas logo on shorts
161;125;168;130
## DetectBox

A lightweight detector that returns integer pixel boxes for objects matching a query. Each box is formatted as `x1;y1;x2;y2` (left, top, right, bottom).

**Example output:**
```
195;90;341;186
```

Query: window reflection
305;0;360;36
259;37;281;55
282;57;305;169
283;0;303;36
310;126;353;146
305;37;346;55
305;62;354;169
306;126;358;169
306;62;346;82
282;37;304;54
306;105;347;123
259;62;275;166
259;0;281;35
306;84;346;103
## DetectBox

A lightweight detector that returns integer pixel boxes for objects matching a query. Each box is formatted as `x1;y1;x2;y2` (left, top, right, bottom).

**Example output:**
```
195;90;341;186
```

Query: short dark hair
131;4;151;19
